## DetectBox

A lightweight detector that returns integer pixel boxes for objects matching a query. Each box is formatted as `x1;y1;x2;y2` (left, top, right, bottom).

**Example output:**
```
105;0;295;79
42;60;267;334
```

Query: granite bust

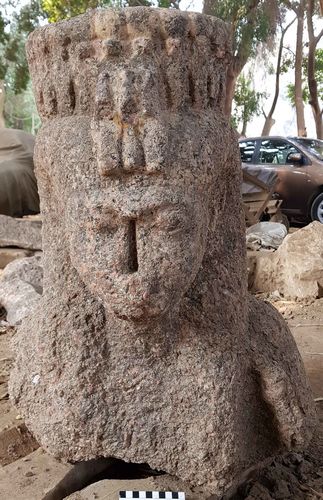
10;7;315;497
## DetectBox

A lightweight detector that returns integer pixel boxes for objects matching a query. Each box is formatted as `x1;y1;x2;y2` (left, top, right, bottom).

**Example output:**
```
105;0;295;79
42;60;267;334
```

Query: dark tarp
242;164;278;195
0;128;39;217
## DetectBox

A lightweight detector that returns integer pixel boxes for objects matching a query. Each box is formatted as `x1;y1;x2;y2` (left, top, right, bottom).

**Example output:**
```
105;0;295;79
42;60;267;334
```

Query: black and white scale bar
119;492;185;499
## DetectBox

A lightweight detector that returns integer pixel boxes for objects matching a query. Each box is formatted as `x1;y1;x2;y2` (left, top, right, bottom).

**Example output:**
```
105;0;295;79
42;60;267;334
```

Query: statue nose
127;219;138;273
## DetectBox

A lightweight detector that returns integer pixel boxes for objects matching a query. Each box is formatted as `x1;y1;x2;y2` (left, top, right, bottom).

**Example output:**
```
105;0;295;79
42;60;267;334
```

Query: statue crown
26;7;231;120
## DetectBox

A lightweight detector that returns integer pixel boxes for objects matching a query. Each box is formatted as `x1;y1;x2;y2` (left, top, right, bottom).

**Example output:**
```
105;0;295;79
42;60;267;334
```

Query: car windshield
294;138;323;161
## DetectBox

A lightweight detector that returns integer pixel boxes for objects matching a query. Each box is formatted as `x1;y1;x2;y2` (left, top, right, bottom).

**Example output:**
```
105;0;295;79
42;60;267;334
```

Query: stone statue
10;7;315;498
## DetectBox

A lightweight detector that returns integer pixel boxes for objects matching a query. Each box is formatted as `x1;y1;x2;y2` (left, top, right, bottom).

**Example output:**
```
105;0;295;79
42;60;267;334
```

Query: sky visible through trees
182;0;323;137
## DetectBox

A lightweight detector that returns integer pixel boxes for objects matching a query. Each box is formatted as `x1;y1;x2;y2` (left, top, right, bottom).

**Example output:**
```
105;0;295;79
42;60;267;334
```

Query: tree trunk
261;17;297;136
306;0;323;139
262;116;275;136
294;1;307;137
241;116;248;136
202;0;216;15
0;81;5;128
313;109;323;139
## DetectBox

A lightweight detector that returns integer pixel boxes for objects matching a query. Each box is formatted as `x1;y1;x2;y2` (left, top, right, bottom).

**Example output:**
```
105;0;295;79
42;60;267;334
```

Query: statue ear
34;135;53;211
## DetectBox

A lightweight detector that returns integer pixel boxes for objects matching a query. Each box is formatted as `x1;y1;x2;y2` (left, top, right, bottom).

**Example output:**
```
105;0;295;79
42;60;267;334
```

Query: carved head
27;7;232;321
66;175;210;321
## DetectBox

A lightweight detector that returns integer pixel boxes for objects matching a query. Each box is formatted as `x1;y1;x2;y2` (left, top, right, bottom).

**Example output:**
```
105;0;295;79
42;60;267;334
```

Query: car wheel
311;193;323;223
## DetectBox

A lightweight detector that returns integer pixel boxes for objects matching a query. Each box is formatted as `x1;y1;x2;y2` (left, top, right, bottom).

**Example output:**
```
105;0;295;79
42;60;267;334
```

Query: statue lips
108;275;167;321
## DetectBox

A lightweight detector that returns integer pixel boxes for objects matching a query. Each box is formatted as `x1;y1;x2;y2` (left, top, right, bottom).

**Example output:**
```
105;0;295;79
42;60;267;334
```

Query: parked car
239;136;323;223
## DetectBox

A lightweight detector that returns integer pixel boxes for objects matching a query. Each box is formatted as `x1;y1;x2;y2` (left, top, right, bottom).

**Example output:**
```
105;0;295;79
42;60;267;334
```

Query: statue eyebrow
88;205;119;217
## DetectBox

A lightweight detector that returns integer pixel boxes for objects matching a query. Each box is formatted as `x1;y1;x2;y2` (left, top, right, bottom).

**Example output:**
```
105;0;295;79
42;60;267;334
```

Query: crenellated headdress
26;7;231;121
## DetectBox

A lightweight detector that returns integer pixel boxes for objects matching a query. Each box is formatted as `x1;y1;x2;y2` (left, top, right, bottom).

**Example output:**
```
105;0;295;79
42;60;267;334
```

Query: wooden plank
243;194;282;226
247;201;274;211
247;199;280;211
243;192;268;202
243;204;258;226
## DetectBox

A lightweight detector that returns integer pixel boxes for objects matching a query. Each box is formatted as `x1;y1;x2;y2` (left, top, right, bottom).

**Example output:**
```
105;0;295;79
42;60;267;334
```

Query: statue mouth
108;291;169;322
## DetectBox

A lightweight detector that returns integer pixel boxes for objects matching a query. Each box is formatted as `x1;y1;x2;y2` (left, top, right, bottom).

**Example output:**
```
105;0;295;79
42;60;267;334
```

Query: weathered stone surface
0;256;42;325
0;215;42;250
252;222;323;299
1;254;43;289
10;7;315;498
0;424;39;466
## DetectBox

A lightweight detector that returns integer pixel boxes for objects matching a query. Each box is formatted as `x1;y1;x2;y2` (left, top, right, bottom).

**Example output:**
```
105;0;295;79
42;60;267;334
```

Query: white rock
0;256;43;325
252;222;323;299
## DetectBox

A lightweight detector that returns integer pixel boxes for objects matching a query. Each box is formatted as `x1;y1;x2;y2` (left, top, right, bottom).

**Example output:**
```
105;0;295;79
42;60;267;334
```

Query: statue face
30;4;223;324
37;51;215;323
67;180;209;321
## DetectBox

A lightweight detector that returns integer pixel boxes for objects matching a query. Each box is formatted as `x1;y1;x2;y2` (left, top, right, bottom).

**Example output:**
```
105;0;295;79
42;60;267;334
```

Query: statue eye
87;211;119;235
158;212;184;235
97;222;118;234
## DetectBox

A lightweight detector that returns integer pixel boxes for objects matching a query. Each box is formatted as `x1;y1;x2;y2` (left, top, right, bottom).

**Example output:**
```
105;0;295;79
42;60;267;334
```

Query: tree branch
315;28;323;45
261;16;296;134
282;0;298;14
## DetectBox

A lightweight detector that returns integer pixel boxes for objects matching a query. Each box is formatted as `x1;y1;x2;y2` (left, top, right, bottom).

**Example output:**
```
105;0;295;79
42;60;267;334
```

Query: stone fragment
10;7;315;499
252;222;323;299
0;424;39;466
0;280;40;326
0;215;42;250
0;256;43;325
1;255;43;291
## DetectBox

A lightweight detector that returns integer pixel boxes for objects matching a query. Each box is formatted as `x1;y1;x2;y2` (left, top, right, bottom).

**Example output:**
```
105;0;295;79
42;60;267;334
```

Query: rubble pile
250;222;323;299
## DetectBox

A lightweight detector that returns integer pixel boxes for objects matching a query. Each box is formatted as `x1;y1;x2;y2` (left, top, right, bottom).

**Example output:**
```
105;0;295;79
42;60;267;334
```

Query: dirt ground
0;297;323;500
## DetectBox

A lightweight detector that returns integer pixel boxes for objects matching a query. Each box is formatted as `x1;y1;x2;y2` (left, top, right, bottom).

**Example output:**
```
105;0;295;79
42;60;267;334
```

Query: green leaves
210;0;279;57
0;1;41;94
41;0;180;22
41;0;112;23
286;48;323;106
204;0;280;114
